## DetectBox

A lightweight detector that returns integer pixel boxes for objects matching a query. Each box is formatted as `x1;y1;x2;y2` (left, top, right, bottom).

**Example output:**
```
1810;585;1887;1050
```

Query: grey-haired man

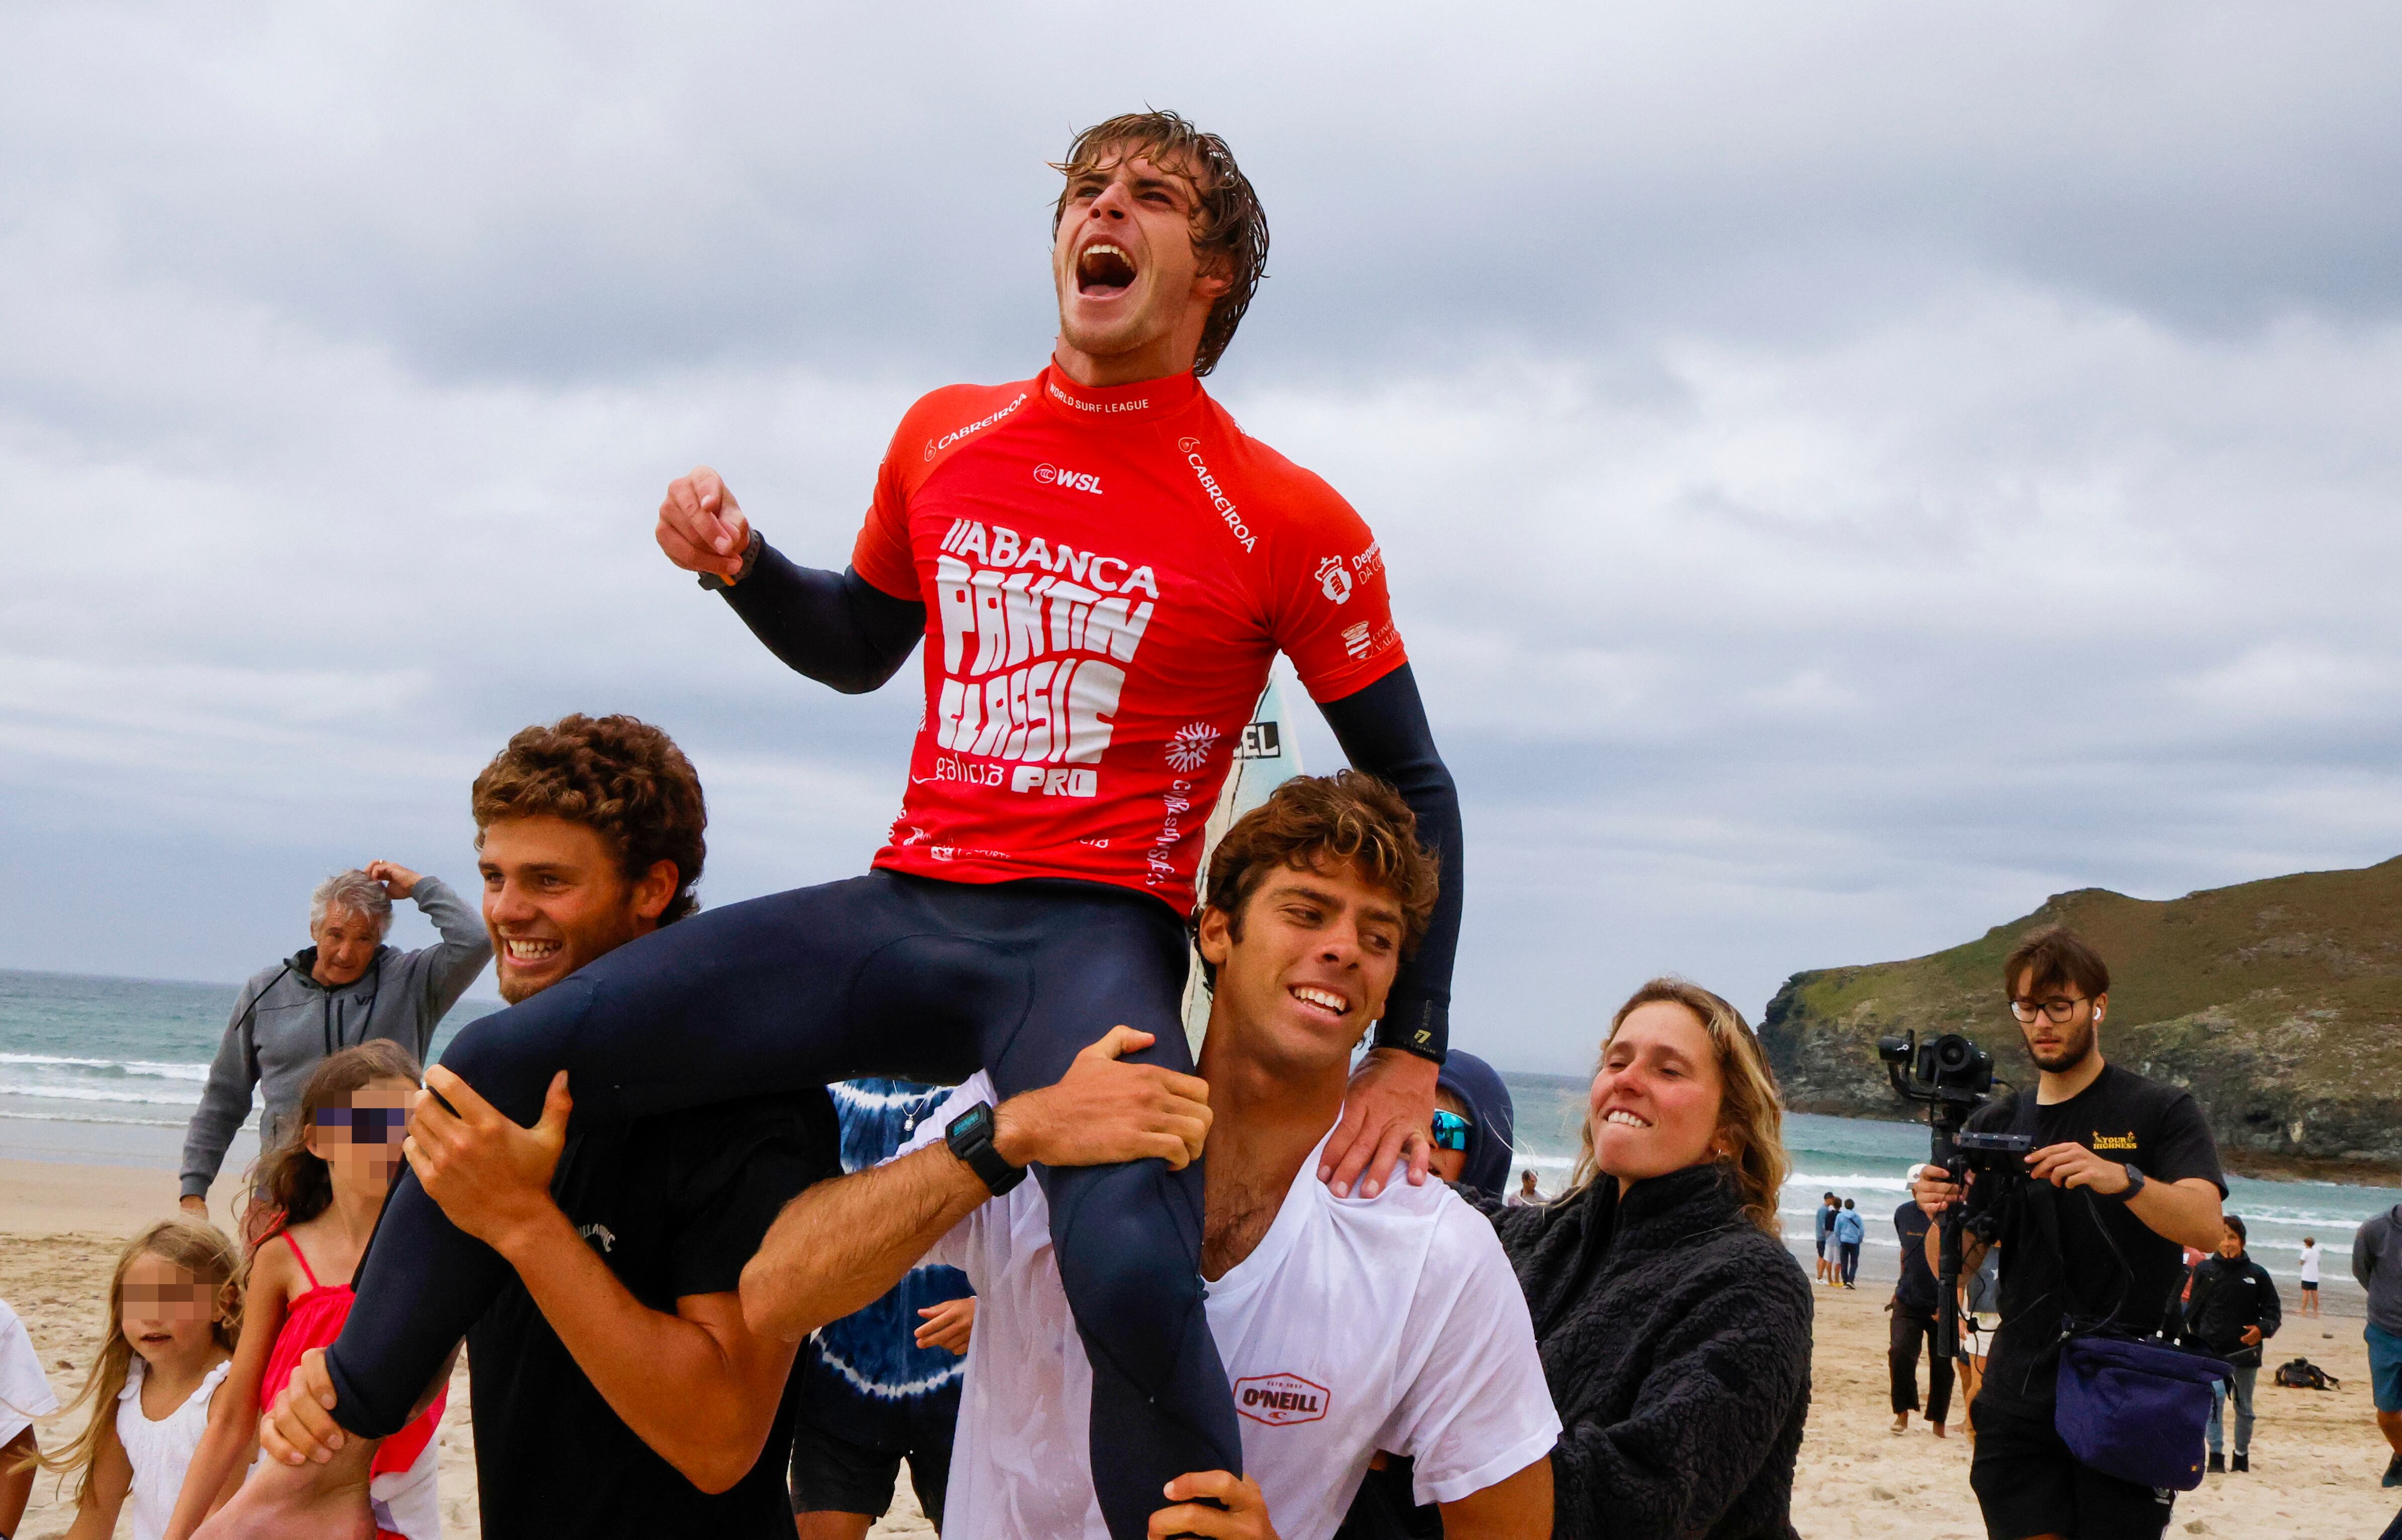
177;861;490;1220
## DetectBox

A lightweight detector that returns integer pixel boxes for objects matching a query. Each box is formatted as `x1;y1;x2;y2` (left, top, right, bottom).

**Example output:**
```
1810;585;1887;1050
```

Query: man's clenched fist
656;466;753;583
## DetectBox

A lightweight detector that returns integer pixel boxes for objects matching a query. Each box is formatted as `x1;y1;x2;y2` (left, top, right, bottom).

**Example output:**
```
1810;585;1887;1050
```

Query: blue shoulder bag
2012;1095;2231;1492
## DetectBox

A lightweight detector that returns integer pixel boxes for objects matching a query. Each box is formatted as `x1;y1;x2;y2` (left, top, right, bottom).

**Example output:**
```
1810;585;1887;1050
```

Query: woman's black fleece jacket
1483;1163;1813;1540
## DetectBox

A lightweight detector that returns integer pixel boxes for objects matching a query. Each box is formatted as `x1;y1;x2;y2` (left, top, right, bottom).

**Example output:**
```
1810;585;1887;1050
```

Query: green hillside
1756;856;2402;1176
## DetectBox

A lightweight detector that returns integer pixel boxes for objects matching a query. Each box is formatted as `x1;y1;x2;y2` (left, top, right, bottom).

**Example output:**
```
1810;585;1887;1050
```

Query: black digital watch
945;1100;1026;1196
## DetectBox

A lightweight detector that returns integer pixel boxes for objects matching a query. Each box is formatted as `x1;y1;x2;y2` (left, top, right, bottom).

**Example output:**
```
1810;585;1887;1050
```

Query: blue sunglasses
318;1106;408;1143
1431;1109;1473;1152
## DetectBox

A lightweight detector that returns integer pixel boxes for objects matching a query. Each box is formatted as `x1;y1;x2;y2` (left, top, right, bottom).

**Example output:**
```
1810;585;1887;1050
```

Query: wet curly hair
1200;770;1439;963
471;714;707;924
1051;110;1270;378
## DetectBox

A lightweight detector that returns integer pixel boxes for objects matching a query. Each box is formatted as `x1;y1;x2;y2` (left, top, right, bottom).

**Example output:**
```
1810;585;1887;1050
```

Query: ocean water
5;969;2392;1310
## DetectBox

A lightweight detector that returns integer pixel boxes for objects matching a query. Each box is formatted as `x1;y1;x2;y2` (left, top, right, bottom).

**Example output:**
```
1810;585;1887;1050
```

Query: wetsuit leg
965;882;1243;1540
324;874;992;1437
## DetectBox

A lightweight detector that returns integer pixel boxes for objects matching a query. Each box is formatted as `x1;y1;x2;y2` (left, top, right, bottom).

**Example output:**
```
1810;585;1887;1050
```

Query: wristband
1372;999;1447;1063
697;527;765;591
2107;1163;2146;1203
945;1101;1027;1197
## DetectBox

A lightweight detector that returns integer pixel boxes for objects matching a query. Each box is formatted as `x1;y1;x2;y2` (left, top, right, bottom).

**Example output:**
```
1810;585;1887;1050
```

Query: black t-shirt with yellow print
1962;1062;2226;1413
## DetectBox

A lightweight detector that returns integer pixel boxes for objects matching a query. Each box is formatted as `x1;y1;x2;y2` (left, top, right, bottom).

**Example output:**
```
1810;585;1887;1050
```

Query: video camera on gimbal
1877;1029;2030;1356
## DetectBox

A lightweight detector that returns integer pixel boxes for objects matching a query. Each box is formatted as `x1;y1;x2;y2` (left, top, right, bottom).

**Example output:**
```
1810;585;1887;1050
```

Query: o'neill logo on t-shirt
1235;1373;1331;1427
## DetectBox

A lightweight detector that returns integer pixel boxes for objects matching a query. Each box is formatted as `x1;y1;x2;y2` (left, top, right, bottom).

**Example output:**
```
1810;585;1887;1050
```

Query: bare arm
495;1209;796;1493
0;1428;37;1538
163;1249;292;1540
61;1416;133;1540
742;1025;1211;1341
744;1142;989;1342
1438;1456;1553;1540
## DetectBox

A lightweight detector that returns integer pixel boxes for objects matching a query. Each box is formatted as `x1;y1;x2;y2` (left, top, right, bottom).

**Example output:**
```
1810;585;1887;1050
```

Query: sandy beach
6;1157;2393;1539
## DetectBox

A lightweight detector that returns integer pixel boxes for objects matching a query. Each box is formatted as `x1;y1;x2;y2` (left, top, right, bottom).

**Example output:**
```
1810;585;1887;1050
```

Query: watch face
951;1103;992;1142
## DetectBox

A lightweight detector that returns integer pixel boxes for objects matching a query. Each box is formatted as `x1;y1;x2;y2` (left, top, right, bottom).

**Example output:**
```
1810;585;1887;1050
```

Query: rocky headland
1757;856;2402;1179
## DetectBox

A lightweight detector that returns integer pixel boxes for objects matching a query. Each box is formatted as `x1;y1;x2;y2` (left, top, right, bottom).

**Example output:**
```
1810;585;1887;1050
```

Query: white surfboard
1179;668;1305;1055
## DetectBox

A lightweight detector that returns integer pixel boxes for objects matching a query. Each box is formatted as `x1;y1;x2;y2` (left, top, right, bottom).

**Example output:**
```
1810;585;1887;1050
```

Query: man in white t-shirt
2299;1235;2322;1318
741;773;1557;1539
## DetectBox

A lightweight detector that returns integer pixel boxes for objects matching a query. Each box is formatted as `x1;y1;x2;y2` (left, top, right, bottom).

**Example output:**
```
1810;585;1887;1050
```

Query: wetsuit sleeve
718;546;926;696
1320;664;1460;1063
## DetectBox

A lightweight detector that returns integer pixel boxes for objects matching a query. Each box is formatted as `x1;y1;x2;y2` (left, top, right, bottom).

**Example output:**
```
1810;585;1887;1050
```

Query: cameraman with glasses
1912;926;2227;1540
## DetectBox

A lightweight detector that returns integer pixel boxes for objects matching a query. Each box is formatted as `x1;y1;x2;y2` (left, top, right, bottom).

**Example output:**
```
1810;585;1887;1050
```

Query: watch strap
2111;1162;2146;1202
945;1101;1026;1196
697;527;765;592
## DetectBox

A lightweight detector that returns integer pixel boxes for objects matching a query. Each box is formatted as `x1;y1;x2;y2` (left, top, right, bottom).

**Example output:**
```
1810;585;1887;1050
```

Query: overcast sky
5;3;2398;1073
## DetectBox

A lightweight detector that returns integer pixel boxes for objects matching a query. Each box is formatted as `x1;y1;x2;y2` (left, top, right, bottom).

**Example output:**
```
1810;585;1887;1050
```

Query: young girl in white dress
36;1220;242;1540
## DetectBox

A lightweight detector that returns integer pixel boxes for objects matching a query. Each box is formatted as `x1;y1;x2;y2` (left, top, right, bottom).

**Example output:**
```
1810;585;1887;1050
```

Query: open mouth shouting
1288;984;1352;1023
1076;240;1138;298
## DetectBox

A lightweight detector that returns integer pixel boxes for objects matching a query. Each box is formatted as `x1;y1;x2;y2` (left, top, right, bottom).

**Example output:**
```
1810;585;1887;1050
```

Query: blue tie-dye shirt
794;1080;976;1437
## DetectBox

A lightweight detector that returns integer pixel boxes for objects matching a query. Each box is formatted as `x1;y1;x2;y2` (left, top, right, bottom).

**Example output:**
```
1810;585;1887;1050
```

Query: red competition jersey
851;363;1407;910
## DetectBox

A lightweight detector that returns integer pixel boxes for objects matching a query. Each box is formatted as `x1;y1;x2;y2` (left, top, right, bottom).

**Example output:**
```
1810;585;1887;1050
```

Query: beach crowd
5;106;2401;1540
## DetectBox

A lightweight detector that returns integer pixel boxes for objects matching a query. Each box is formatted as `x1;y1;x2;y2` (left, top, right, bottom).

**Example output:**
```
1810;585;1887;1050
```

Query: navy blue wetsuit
327;367;1462;1540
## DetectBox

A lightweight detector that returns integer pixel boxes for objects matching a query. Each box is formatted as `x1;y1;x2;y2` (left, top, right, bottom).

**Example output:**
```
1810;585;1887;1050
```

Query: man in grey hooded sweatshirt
178;860;490;1219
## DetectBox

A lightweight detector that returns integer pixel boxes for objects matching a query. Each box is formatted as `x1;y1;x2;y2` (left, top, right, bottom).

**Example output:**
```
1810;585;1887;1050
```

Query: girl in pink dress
166;1042;446;1540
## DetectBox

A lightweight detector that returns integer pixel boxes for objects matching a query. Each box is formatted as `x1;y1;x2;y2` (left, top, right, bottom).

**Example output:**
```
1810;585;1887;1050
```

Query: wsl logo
1234;1372;1330;1427
1034;462;1104;495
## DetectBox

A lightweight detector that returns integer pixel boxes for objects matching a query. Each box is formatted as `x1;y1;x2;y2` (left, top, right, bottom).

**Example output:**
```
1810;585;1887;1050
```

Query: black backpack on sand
2272;1357;2338;1390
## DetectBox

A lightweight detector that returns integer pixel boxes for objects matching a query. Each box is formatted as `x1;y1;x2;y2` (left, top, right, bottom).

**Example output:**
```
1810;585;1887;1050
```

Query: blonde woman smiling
1480;979;1811;1540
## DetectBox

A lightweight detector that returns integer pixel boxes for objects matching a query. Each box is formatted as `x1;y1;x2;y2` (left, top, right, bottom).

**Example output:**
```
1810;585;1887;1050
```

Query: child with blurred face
33;1220;240;1540
167;1043;446;1540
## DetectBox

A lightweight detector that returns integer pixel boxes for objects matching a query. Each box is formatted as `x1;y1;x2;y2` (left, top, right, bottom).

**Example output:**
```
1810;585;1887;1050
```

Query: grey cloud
5;3;2401;1071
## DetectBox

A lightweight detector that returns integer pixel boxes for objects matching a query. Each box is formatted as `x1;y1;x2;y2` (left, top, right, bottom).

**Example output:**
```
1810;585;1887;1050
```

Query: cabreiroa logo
1234;1373;1330;1427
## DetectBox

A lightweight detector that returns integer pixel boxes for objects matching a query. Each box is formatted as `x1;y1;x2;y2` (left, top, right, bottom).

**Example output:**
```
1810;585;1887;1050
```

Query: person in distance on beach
740;775;1556;1539
1887;1198;1952;1438
1507;1170;1542;1208
218;715;842;1540
2182;1214;2279;1475
1815;1191;1839;1284
179;863;489;1229
1834;1198;1865;1288
1458;978;1812;1540
1913;924;2227;1540
2297;1233;2322;1318
260;109;1464;1540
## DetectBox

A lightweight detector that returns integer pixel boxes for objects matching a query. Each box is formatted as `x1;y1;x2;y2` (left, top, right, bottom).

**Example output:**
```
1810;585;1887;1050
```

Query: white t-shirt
0;1298;61;1448
904;1075;1558;1540
2299;1242;2321;1283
